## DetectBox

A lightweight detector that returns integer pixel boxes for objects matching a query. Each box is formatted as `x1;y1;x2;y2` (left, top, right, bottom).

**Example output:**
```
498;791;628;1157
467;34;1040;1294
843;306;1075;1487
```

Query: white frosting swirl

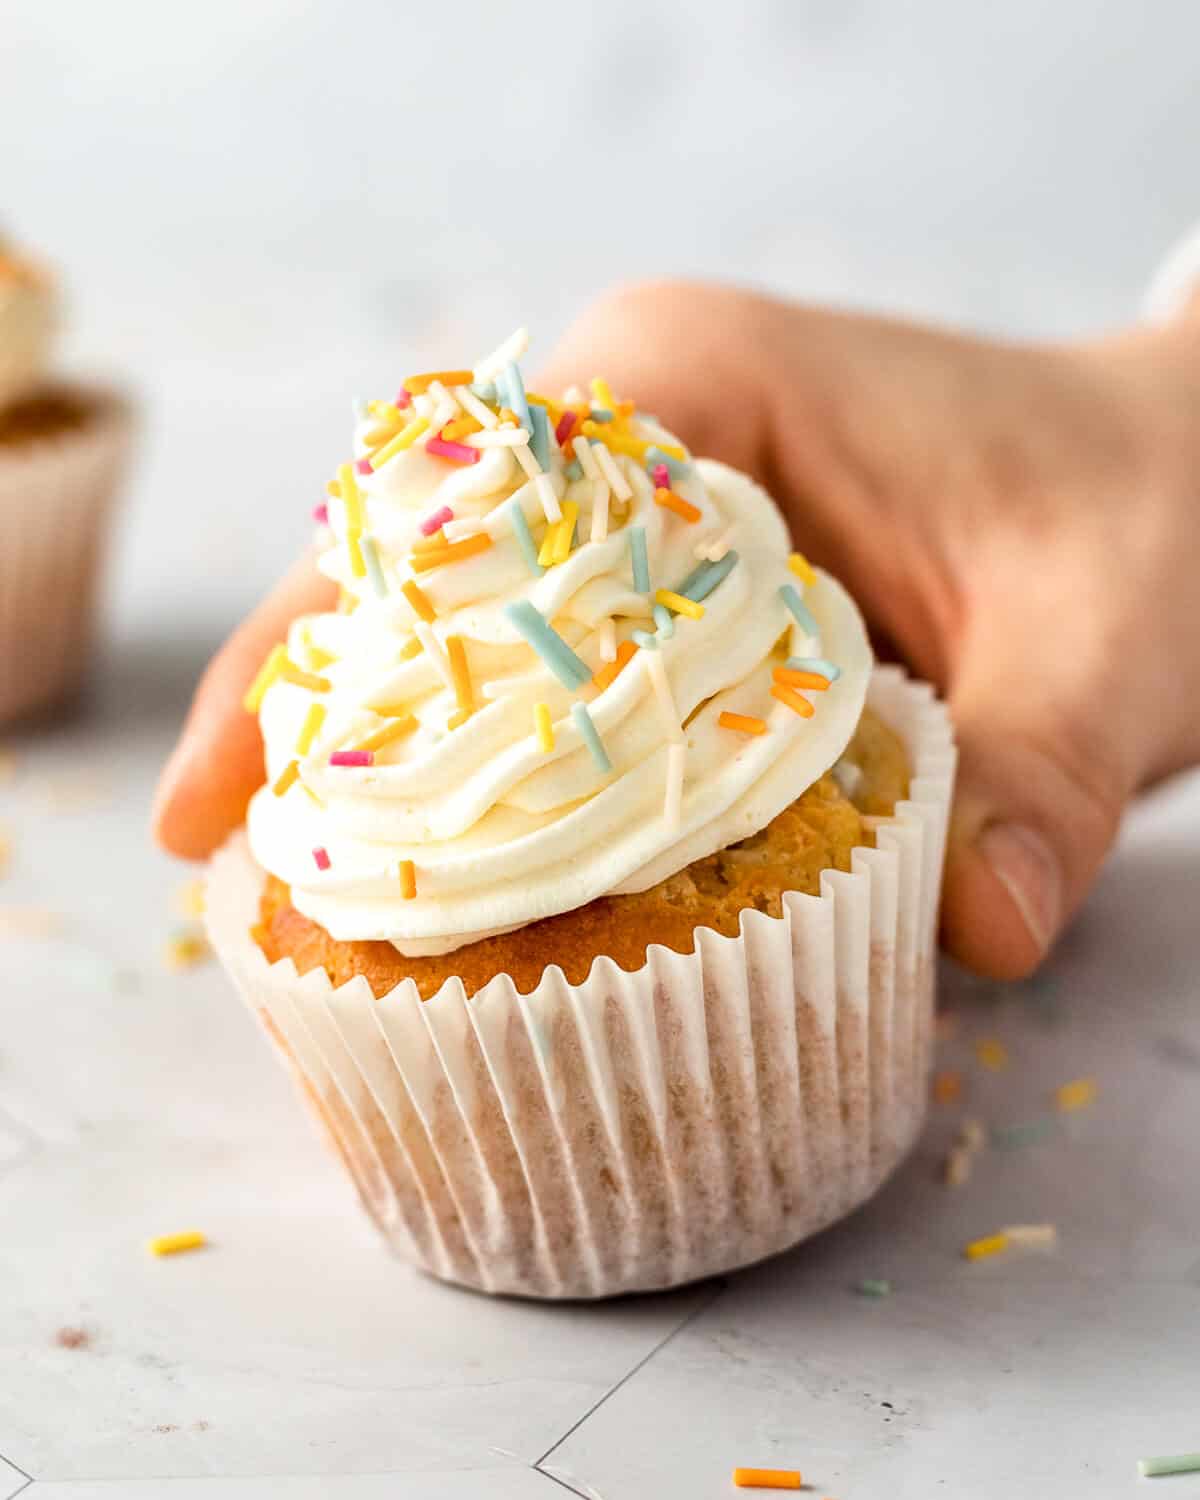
247;385;872;954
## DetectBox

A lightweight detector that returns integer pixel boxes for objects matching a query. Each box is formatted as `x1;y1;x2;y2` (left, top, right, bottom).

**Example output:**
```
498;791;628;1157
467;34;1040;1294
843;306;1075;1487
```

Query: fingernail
976;822;1062;955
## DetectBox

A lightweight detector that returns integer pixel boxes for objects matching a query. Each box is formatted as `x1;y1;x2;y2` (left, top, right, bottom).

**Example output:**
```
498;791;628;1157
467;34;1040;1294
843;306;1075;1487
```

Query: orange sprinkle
445;635;474;716
718;711;768;736
591;639;638;692
398;859;417;899
447;707;472;730
772;667;832;691
933;1069;963;1105
770;683;815;718
358;715;418;753
733;1469;802;1490
409;533;493;573
402;369;473;396
975;1038;1010;1072
401;579;437;623
398;637;424;661
440;415;482;442
278;661;331;694
272;760;300;797
411;530;449;555
654;487;701;523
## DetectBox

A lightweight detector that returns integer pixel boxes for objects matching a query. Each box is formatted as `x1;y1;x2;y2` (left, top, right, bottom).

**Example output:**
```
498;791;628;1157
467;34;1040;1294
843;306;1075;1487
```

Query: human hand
154;282;1200;979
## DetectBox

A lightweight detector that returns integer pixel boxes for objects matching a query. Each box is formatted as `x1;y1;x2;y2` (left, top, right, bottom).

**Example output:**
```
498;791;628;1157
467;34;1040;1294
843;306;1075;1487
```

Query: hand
154;282;1200;979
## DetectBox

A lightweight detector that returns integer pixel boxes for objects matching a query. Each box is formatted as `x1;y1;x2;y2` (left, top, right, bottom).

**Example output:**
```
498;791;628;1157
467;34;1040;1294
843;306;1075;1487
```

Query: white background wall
5;0;1199;643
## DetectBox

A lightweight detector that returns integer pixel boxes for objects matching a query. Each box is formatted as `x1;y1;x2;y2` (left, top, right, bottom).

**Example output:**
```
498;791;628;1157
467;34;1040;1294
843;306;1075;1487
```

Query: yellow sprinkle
164;933;210;972
975;1038;1010;1072
580;423;651;461
534;702;554;752
398;637;424;661
295;703;327;756
371;415;429;468
1056;1077;1097;1113
411;529;449;555
654;589;704;620
337;587;358;615
301;782;324;809
242;644;288;713
326;478;341;497
367;399;401;421
447;707;472;730
278;661;331;694
788;551;817;587
401;578;438;623
363;422;401;448
446;635;474;716
273;759;300;797
173;879;206;919
551;500;579;565
590;375;616;411
358;715;419;753
305;641;337;671
338;461;364;534
964;1232;1009;1262
148;1230;207;1257
538;518;563;568
346;533;366;578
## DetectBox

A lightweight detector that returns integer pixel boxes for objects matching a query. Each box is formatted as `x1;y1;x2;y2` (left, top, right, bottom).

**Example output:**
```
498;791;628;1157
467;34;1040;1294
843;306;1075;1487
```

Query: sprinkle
296;703;327;756
454;385;498;429
505;601;592;689
645;445;689;478
943;1144;973;1187
565;459;583;480
631;628;658;650
164;933;210;972
571;703;613;774
535;473;561;524
599;618;617;661
933;1069;962;1105
651;462;670;489
337;587;358;615
466;426;531;448
662;742;686;830
346;533;367;579
427;435;481;465
398;859;417;900
509;504;545;577
590;480;611;543
1138;1454;1200;1479
592;639;638;692
856;1278;892;1298
1003;1223;1058;1249
629;526;650;593
358;715;418;753
414;622;455;687
555;409;577;446
305;639;336;670
1056;1077;1097;1113
589;408;613;422
696;523;736;561
243;644;288;713
278;660;332;694
652;604;675;639
468;380;496;401
395;387;413;409
654;487;702;523
312;503;329;525
533;703;554;752
773;667;832;692
338;462;364;533
786;656;841;682
371;415;430;468
719;711;767;736
446;635;475;718
499;361;532;434
958;1117;988;1154
403;369;473;396
447;708;471;730
645;650;683;741
419;505;454;537
148;1231;207;1257
991;1117;1055;1150
411;530;448;554
678;550;739;602
173;879;206;919
963;1232;1009;1262
273;760;301;797
401;578;437;623
409;533;493;573
574;436;601;481
398;636;424;661
591;440;632;501
312;847;331;871
528;402;552;469
590;375;616;411
770;683;816;718
539;501;579;568
474;326;529;382
732;1469;801;1491
655;588;704;620
361;536;388;597
788;551;817;587
326;478;341;497
778;583;818;636
355;457;372;475
975;1038;1009;1071
330;750;373;767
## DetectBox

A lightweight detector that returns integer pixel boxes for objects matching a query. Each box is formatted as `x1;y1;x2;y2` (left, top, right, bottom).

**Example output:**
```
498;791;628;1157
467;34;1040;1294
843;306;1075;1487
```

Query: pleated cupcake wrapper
0;386;133;724
207;667;955;1299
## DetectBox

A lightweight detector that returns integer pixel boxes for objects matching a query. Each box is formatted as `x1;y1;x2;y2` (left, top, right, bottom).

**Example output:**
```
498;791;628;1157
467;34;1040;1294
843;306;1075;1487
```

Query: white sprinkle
590;479;611;543
563;384;585;404
413;622;455;690
466;426;531;448
696;523;737;561
598;618;617;662
454;384;499;429
474;326;530;382
427;395;457;434
645;650;683;743
573;436;601;481
512;441;542;477
426;380;461;416
663;742;686;831
413;392;435;419
535;472;561;524
1003;1223;1059;1249
592;440;632;501
442;517;488;542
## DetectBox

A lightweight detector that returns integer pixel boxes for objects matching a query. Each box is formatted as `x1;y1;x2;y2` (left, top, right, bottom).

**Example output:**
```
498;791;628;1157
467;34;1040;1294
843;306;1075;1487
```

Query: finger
153;553;336;860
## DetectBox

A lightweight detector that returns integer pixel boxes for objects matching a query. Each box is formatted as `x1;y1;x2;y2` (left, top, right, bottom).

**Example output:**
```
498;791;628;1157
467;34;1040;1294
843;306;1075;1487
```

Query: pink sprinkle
329;750;373;767
312;503;329;525
355;458;373;475
312;847;331;871
395;388;413;409
419;504;455;536
426;435;481;466
652;463;670;490
555;410;577;446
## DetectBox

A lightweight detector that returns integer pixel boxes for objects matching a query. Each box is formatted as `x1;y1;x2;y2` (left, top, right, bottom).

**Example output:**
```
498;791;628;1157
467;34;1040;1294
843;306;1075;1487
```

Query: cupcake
206;329;956;1298
0;236;133;723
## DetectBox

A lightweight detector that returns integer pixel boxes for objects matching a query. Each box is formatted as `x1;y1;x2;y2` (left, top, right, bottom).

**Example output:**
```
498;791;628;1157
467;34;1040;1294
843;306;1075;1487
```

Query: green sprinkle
630;526;650;593
505;601;591;689
652;604;675;639
786;656;841;682
509;504;544;577
1139;1454;1200;1479
528;403;551;469
566;459;583;481
856;1278;892;1298
678;550;739;602
469;380;496;401
500;361;531;433
571;702;612;773
991;1117;1057;1150
589;407;614;422
631;627;659;650
361;536;388;598
779;582;818;635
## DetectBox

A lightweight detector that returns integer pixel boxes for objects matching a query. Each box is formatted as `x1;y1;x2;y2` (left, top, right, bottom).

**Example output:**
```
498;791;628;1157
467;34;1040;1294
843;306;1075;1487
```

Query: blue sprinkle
509;504;544;577
779;583;818;635
629;527;650;593
565;459;584;481
589;407;614;422
678;550;739;602
469;380;496;401
571;702;613;773
645;446;690;480
652;604;675;639
361;536;388;598
786;656;841;682
528;403;551;470
500;362;532;433
505;600;591;689
631;627;659;650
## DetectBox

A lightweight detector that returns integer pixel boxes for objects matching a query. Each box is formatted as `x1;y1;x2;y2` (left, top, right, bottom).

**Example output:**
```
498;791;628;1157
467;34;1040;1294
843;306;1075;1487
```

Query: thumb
940;628;1132;980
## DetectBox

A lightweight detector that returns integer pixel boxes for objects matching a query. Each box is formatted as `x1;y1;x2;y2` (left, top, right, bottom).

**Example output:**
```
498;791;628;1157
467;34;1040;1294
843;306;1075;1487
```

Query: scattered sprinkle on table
1056;1076;1097;1112
857;1278;892;1297
173;879;206;918
148;1230;207;1257
1002;1223;1058;1249
164;933;210;972
943;1144;972;1187
991;1116;1055;1149
733;1468;802;1490
964;1231;1009;1262
1139;1453;1200;1479
933;1069;962;1105
974;1037;1009;1071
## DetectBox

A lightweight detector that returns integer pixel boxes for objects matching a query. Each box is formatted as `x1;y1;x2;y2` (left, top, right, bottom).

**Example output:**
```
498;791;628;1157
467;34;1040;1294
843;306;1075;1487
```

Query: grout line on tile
535;1466;590;1500
533;1277;727;1472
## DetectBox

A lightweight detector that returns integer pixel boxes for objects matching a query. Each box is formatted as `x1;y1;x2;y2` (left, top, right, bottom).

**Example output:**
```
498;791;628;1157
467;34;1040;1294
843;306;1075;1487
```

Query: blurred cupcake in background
0;232;133;723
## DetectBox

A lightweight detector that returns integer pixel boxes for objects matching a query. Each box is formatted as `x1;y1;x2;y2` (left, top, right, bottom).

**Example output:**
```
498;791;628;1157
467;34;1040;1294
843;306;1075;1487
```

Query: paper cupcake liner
207;667;955;1299
0;384;134;724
